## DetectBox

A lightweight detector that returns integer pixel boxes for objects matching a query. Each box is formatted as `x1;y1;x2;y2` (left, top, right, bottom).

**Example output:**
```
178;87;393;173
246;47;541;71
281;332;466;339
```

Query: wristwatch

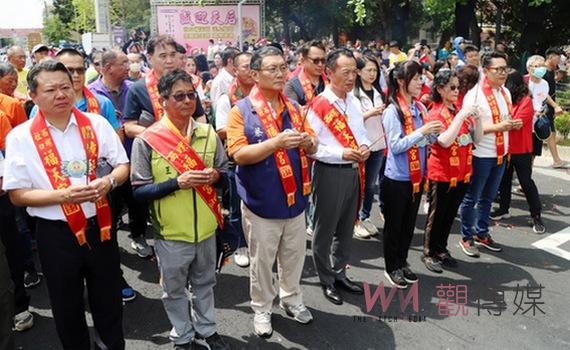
107;175;118;190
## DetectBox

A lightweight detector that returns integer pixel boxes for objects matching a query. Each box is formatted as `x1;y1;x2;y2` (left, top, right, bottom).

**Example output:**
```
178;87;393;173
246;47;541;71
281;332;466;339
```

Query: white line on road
532;227;570;261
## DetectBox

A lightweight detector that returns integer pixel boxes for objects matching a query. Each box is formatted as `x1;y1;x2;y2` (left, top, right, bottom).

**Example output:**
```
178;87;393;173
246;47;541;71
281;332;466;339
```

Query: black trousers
423;181;469;257
110;179;148;239
382;178;423;274
0;195;29;315
36;217;124;350
0;218;15;350
498;153;542;217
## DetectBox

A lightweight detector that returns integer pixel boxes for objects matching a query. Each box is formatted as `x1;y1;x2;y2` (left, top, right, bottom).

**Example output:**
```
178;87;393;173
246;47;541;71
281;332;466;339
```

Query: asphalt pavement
14;146;570;350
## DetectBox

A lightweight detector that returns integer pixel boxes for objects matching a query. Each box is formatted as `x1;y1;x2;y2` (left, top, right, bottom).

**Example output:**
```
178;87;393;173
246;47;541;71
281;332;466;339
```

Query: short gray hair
526;55;545;70
0;62;17;78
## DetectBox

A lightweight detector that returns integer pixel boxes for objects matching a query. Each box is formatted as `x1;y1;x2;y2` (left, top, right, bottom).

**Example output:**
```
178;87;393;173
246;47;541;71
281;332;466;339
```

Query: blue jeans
459;157;506;240
228;166;246;248
360;150;386;220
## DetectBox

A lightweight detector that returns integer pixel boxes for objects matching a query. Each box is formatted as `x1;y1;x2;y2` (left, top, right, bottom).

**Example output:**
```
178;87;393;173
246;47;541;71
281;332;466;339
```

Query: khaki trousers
241;203;306;314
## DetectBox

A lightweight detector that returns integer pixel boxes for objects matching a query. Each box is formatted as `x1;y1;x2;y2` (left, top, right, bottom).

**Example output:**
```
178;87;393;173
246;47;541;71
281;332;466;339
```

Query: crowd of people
0;33;568;350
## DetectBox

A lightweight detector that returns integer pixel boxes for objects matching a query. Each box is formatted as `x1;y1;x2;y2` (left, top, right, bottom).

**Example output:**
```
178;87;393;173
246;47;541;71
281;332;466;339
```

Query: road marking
532;227;570;261
533;166;570;182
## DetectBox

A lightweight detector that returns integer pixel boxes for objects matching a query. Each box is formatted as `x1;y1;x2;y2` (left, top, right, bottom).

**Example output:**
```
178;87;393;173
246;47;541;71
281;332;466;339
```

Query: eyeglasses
259;65;289;75
67;67;86;75
93;62;101;67
171;91;197;102
488;66;508;74
307;57;326;65
448;85;459;91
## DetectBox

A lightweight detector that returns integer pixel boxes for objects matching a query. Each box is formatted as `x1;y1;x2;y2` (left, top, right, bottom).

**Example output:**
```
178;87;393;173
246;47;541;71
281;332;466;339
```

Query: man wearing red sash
226;46;318;337
459;51;522;257
130;69;229;350
123;35;206;138
307;49;371;305
214;52;254;268
3;61;129;349
284;40;328;107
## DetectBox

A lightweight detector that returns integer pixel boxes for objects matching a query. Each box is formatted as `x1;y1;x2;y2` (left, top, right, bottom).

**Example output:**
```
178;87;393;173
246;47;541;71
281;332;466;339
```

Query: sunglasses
171;91;197;102
307;57;326;65
448;85;459;91
67;67;86;75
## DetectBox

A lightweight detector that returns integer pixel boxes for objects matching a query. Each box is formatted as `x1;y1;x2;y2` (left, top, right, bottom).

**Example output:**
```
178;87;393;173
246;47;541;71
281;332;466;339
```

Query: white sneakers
131;237;153;258
253;312;272;337
13;310;34;331
354;219;378;238
234;247;250;267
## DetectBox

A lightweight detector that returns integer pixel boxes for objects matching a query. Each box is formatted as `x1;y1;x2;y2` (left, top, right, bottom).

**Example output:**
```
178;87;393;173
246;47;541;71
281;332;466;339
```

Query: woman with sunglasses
422;70;483;273
353;54;386;238
381;61;443;288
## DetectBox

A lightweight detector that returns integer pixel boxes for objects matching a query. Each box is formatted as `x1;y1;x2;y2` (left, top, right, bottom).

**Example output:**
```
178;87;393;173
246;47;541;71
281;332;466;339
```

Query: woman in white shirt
353;54;387;238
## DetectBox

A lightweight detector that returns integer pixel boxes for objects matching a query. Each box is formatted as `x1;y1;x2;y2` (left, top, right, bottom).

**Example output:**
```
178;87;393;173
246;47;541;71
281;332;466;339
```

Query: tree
43;13;72;44
71;0;96;34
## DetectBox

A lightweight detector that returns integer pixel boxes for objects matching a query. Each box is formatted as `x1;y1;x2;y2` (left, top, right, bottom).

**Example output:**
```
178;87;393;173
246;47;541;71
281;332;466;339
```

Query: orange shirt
0;111;13;150
226;98;315;157
0;93;27;128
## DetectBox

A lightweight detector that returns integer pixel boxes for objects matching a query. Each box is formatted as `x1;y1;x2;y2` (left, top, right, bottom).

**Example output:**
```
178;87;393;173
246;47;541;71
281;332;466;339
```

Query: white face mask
129;62;141;73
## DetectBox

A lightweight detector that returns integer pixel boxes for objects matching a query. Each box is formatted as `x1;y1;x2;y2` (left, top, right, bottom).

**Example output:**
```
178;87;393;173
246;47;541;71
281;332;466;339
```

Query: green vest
150;122;218;243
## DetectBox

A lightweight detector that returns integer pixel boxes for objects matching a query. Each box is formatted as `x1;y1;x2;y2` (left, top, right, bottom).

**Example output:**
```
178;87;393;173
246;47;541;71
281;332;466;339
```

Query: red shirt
509;95;534;154
427;103;473;183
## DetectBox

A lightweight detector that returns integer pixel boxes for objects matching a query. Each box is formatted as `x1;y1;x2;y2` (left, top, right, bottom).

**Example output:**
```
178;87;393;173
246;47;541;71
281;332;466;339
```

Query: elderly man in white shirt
307;49;370;306
210;47;240;105
2;60;129;350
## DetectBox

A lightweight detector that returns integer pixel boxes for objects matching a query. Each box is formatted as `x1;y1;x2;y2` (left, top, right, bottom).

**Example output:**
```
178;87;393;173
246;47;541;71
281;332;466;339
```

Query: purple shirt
88;77;133;123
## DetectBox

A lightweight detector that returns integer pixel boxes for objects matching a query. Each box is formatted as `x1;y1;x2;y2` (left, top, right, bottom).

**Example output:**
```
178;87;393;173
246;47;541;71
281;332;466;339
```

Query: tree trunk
455;0;475;39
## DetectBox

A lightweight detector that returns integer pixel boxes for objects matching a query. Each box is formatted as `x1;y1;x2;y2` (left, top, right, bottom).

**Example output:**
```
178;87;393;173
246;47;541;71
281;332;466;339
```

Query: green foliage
70;0;96;34
348;0;367;25
554;112;570;139
43;13;72;44
110;0;151;33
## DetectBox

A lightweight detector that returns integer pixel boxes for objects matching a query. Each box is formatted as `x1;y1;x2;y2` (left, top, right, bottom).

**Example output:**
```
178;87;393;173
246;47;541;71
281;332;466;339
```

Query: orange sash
248;86;311;206
438;104;472;188
145;69;165;122
482;78;512;165
83;87;100;114
192;74;203;90
397;94;428;194
298;69;327;104
139;118;224;228
312;95;366;209
228;79;246;107
30;108;111;246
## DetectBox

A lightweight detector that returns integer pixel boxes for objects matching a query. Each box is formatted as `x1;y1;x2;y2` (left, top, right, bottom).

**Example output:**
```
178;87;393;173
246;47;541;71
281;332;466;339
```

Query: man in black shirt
284;40;328;106
544;47;567;168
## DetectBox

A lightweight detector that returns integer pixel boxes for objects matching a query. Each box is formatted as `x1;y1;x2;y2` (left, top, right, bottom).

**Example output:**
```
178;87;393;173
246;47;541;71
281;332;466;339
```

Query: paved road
14;147;570;350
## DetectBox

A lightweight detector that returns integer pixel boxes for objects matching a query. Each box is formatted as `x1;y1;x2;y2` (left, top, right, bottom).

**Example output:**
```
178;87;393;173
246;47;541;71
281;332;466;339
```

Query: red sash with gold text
312;95;366;208
249;86;311;206
139;119;224;228
30;108;112;246
145;70;165;122
397;94;428;194
482;78;512;165
438;103;472;188
228;79;246;107
298;69;327;104
83;87;100;114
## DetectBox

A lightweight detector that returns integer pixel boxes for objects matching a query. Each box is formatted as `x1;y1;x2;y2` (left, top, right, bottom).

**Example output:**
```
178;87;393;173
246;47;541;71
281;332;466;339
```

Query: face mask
533;66;547;79
129;62;141;73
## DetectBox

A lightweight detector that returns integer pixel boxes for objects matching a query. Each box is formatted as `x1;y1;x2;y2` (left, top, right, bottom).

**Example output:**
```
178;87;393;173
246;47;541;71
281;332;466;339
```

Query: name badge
457;134;472;146
62;159;87;178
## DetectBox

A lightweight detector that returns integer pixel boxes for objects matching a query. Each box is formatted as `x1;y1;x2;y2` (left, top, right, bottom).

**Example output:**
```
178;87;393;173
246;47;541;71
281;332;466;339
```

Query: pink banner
156;5;261;53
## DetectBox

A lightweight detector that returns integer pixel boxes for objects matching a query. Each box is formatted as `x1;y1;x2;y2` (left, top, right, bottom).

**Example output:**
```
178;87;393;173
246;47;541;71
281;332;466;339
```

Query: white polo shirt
2;112;128;220
462;82;512;158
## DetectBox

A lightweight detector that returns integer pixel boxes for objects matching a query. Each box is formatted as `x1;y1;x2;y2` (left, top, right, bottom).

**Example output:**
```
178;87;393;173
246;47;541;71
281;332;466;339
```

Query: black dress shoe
335;277;364;294
322;285;343;305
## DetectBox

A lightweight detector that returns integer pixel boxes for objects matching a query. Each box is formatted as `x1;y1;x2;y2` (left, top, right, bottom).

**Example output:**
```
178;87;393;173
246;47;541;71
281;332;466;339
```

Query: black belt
37;216;98;228
316;160;358;169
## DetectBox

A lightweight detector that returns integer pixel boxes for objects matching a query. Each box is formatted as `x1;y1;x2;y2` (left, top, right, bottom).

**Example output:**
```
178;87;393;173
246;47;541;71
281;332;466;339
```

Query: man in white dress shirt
307;48;371;305
2;60;129;350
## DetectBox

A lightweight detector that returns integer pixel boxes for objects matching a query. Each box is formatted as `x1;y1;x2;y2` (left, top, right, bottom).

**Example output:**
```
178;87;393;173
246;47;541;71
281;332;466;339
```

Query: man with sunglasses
226;46;318;337
131;69;229;350
284;40;328;107
459;51;522;258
